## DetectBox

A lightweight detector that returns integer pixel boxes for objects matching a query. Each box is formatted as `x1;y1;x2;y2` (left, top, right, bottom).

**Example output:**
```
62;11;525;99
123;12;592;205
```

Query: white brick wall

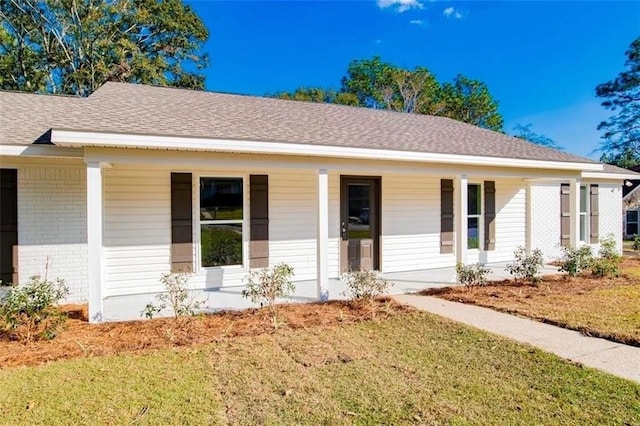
595;183;623;253
529;181;623;261
530;182;563;261
17;167;88;302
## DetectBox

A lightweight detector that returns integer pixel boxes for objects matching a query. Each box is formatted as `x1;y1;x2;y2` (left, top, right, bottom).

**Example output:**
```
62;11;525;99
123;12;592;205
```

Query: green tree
273;57;504;132
595;36;640;168
512;123;563;150
272;87;358;106
438;75;503;131
340;56;442;114
0;0;209;96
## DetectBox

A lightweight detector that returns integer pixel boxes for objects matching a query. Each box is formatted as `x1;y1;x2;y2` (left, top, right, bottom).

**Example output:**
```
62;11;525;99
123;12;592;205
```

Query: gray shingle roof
0;82;599;164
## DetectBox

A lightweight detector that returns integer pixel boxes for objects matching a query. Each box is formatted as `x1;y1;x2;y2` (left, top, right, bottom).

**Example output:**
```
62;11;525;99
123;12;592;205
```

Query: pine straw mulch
422;257;640;347
0;298;412;369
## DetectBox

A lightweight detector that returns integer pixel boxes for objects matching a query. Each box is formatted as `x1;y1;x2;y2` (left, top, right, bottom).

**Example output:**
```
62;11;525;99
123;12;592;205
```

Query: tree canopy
272;56;504;132
0;0;209;96
596;36;640;168
512;123;563;150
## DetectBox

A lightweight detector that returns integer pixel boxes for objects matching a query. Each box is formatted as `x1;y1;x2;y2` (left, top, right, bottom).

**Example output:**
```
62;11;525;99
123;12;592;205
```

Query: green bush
141;272;205;320
633;234;640;252
341;269;392;300
505;246;545;285
0;274;69;343
456;263;491;287
591;234;622;278
242;263;295;313
590;258;620;278
598;234;620;260
557;245;593;277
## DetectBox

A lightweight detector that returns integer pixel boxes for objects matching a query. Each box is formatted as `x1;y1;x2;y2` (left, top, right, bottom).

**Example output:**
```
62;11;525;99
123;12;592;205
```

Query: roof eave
582;171;640;180
49;128;603;172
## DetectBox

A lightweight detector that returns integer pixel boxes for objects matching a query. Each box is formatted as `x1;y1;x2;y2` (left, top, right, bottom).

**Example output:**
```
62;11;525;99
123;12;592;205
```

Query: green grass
1;312;638;425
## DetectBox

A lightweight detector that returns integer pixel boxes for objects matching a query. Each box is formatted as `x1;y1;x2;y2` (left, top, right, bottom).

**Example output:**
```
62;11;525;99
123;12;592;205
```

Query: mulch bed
422;257;640;346
0;298;411;369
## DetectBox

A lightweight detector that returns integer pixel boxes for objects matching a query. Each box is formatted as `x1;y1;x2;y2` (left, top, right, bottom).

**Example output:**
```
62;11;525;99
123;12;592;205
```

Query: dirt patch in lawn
423;257;640;347
0;298;411;369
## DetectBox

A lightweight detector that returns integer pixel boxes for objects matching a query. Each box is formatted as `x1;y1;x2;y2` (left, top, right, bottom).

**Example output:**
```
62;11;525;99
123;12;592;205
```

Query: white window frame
579;185;589;243
195;174;249;271
467;182;483;251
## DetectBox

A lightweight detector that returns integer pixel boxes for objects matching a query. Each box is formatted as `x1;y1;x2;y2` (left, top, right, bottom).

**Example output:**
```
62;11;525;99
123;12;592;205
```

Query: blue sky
188;0;639;159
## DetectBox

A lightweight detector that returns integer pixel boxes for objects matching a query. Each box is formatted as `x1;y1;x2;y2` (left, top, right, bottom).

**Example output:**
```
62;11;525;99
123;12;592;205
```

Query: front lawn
0;311;638;425
426;257;640;346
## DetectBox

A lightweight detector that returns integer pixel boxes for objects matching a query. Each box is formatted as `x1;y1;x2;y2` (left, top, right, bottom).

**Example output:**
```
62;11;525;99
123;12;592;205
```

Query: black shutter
0;169;18;284
560;183;571;247
484;181;496;251
250;175;269;268
171;173;193;272
440;179;454;254
589;185;599;244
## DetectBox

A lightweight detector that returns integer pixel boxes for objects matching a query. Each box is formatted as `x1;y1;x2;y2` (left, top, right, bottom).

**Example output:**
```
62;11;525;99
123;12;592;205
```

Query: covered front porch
198;262;560;312
73;143;588;322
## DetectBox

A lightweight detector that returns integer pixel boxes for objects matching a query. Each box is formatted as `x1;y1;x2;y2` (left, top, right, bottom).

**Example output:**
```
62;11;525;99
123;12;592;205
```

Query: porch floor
202;263;560;313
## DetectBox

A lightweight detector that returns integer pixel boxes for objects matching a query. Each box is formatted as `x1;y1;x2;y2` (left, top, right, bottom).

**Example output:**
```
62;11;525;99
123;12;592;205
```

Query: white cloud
409;19;427;26
443;6;462;19
377;0;424;13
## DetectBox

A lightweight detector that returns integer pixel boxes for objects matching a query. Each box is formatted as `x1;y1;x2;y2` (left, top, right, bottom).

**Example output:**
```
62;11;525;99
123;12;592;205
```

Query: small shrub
557;245;593;277
598;234;620;260
505;246;545;285
456;263;491;287
590;258;620;278
591;234;622;278
341;269;392;301
0;274;69;343
633;234;640;252
242;263;295;313
141;272;205;320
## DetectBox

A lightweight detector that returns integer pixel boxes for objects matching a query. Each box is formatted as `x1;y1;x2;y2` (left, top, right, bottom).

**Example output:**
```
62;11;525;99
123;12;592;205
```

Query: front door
340;177;380;272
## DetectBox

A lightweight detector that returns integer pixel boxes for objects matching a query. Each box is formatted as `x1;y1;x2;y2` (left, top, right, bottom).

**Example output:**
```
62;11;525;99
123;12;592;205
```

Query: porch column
455;174;468;264
86;162;104;323
316;168;329;300
525;181;532;254
569;178;580;246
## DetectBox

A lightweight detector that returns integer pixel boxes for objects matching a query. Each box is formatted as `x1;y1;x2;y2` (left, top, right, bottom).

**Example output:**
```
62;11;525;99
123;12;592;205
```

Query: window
468;184;481;249
199;177;243;267
627;210;639;236
580;185;588;242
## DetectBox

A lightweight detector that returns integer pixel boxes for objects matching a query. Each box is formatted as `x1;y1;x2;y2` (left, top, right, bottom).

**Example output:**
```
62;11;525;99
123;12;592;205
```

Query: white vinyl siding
268;170;318;281
103;167;323;294
103;167;171;295
380;174;455;273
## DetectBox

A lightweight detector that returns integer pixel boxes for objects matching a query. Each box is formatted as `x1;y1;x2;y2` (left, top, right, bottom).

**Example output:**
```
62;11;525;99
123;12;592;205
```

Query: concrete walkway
394;294;640;383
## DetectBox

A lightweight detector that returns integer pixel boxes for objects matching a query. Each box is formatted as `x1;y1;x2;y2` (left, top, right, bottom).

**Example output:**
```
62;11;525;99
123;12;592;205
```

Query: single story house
623;165;640;238
1;82;638;322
